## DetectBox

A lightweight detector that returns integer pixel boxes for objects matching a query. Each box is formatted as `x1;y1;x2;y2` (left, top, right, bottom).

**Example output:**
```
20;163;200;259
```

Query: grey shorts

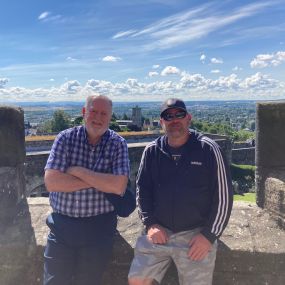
128;228;217;285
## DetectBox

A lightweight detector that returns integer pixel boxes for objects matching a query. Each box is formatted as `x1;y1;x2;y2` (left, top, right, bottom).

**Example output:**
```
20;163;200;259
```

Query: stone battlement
1;103;285;285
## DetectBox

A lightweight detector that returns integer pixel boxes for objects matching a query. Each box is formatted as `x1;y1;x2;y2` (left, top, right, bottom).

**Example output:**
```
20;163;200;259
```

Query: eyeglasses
161;110;187;121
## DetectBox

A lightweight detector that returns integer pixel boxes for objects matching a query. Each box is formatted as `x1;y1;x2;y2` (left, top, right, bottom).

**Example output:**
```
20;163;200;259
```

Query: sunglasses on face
161;110;187;121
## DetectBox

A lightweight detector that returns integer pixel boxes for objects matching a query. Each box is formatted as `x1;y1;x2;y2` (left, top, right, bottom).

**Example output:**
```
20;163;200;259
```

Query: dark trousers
43;212;117;285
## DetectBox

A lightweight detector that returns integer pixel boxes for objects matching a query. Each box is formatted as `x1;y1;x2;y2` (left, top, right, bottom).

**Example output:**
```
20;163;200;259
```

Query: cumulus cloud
0;78;9;88
200;54;206;63
211;57;223;64
233;66;242;71
250;51;285;68
60;80;81;94
0;71;283;102
66;57;77;62
102;56;122;62
240;72;278;89
211;69;220;74
152;64;160;69
149;71;159;77
161;66;180;76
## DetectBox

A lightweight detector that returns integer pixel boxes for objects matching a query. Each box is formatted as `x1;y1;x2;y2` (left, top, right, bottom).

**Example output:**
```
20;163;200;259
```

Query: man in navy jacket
128;98;233;285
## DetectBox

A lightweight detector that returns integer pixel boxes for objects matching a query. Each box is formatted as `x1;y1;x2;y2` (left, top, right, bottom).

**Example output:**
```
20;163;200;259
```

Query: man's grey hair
85;94;113;109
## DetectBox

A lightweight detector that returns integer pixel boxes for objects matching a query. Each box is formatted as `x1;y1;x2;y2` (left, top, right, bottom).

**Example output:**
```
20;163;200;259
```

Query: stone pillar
0;106;26;228
255;101;285;227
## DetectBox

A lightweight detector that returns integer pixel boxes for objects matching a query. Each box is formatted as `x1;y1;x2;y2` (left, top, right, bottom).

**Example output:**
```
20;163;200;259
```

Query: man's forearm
67;166;128;195
45;169;91;192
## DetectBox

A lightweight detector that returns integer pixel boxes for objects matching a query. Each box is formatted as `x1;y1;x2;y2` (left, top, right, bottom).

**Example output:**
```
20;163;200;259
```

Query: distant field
234;193;256;203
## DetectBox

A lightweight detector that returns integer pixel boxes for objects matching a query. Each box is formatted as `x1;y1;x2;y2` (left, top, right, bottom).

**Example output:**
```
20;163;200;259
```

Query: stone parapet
25;138;231;196
0;106;26;228
255;101;285;227
0;106;25;167
1;199;284;285
264;170;285;229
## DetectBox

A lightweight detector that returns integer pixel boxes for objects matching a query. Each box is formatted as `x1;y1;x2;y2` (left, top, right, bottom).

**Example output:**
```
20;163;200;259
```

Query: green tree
51;110;71;132
122;113;130;120
112;112;118;121
73;116;83;126
37;120;52;134
109;121;121;132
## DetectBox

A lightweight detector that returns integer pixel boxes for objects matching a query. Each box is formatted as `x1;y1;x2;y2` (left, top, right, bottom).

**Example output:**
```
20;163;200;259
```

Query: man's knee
128;277;155;285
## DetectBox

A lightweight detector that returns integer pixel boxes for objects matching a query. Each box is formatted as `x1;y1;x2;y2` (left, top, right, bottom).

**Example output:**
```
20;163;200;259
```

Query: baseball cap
160;98;187;117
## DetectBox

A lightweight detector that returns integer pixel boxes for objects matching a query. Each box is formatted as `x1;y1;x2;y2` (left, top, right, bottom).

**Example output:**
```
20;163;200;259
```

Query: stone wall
1;104;285;285
25;138;231;196
25;131;229;152
255;101;285;228
2;198;285;285
0;106;35;284
232;147;255;165
0;106;26;227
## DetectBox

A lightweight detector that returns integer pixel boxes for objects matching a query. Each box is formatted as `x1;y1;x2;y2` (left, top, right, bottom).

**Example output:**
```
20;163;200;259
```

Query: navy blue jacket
136;130;233;243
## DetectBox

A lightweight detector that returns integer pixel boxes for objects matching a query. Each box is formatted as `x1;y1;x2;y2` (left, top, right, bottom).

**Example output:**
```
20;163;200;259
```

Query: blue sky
0;0;285;102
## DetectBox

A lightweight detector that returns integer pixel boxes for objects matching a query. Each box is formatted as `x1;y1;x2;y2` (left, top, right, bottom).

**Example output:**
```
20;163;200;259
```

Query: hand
147;224;169;244
188;233;212;261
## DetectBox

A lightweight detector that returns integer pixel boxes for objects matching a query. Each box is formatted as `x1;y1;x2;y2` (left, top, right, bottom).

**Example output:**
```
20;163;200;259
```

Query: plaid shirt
45;126;130;217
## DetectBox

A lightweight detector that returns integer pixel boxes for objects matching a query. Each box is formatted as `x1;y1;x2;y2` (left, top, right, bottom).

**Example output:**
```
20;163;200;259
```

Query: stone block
0;106;25;167
265;175;285;229
0;166;26;227
256;102;285;168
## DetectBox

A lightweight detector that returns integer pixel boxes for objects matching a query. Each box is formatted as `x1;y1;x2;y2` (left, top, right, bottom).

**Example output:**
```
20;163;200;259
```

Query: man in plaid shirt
43;95;130;285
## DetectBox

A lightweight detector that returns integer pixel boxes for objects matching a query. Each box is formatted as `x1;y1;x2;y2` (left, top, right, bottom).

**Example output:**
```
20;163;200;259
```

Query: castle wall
1;105;285;285
0;106;26;227
0;106;35;285
232;147;255;165
25;138;232;196
255;101;285;228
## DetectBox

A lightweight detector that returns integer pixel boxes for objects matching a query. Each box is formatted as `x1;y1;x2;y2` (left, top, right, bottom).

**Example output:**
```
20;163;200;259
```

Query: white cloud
112;30;137;39
233;66;242;71
60;80;81;94
250;51;285;68
66;57;77;62
211;57;223;64
130;1;274;50
38;12;50;20
0;72;283;102
49;78;55;82
126;78;139;88
149;71;159;77
161;66;180;76
200;54;206;63
152;64;160;69
240;72;278;90
211;69;220;74
38;11;62;23
0;78;9;88
102;56;122;62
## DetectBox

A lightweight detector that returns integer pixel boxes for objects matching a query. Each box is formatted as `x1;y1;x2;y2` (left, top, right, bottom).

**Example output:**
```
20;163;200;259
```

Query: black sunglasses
161;110;187;121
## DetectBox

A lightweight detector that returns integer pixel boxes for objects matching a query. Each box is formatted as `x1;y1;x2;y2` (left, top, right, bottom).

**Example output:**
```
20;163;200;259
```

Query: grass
234;192;256;203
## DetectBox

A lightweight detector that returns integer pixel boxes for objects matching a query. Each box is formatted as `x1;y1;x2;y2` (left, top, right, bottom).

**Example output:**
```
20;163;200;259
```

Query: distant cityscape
6;100;259;140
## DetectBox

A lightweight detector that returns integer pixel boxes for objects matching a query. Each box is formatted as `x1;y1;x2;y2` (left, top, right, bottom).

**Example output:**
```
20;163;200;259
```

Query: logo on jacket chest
190;161;203;166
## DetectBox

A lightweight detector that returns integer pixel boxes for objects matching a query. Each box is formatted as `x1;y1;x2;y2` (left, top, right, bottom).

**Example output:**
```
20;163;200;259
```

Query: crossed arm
45;167;128;195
